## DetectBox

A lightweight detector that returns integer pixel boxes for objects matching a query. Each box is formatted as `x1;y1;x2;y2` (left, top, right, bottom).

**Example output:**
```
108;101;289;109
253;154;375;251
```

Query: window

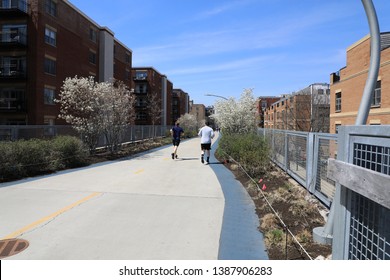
371;81;381;107
135;71;147;79
335;124;341;134
3;0;27;11
136;97;147;107
44;57;56;75
44;87;55;105
3;24;27;44
135;84;147;94
45;0;57;17
0;56;26;76
0;89;23;110
136;112;147;120
45;27;56;46
89;51;96;64
335;92;341;112
89;28;97;43
125;53;131;64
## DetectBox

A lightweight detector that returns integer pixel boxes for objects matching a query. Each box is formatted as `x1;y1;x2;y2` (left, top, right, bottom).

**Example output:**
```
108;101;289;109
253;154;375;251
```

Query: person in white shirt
198;121;215;164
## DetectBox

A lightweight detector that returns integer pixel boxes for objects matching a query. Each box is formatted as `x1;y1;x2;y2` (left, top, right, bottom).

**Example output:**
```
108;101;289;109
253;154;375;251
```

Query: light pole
313;0;381;247
205;93;228;100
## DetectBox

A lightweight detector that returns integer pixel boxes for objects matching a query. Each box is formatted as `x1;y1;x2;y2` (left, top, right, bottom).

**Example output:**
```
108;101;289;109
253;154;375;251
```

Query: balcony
0;0;28;17
133;76;147;81
330;72;340;84
133;72;148;81
0;31;27;49
0;99;25;112
0;68;27;80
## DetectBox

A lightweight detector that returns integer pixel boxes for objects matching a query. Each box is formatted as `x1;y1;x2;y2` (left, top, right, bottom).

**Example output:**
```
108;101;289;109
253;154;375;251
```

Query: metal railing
258;128;337;207
0;30;27;45
260;126;390;259
0;125;171;148
0;0;27;12
329;125;390;260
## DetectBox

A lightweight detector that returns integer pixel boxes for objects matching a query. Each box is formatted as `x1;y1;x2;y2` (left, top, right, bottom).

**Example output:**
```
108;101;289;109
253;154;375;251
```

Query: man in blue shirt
170;122;184;159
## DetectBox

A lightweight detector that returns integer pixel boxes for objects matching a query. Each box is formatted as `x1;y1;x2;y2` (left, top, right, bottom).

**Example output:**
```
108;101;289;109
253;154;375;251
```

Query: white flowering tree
98;80;136;153
57;76;104;152
56;77;135;153
212;88;256;134
177;113;198;137
147;92;162;139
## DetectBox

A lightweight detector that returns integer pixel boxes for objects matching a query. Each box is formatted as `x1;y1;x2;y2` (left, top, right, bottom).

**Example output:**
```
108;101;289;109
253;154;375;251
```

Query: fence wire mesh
259;129;337;207
0;125;170;149
346;137;390;260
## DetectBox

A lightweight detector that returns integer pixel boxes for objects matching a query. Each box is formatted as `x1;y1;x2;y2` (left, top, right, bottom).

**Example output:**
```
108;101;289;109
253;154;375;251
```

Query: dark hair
206;121;210;126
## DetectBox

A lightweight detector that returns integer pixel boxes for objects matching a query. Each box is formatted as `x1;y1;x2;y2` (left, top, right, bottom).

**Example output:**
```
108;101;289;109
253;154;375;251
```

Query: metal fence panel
272;130;287;170
259;128;337;207
312;134;337;206
286;132;308;187
347;191;390;260
0;125;170;147
346;134;390;260
331;126;390;260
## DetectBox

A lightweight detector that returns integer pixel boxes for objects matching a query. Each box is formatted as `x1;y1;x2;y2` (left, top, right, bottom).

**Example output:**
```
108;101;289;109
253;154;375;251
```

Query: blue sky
68;0;390;106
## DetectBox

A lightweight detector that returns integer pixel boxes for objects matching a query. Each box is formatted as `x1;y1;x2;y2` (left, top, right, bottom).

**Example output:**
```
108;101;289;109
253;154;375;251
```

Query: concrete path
0;133;267;260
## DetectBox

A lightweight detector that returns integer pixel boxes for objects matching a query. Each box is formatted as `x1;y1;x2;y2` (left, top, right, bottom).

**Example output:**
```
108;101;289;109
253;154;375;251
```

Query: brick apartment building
189;104;205;126
171;89;190;124
255;96;281;128
264;83;330;132
131;67;175;126
329;32;390;133
0;0;132;125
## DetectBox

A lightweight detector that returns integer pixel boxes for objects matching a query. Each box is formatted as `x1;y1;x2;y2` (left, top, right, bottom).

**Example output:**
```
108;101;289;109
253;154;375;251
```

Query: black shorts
201;143;211;150
172;139;181;146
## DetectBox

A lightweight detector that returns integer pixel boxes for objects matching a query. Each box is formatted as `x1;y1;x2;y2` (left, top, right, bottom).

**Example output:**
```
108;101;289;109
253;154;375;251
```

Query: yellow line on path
134;169;144;174
1;192;101;240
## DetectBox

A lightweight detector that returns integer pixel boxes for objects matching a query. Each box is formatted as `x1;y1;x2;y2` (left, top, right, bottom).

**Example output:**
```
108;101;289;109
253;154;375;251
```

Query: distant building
0;0;132;125
264;83;330;132
255;96;281;128
190;104;206;126
329;32;390;133
131;67;173;126
172;89;190;124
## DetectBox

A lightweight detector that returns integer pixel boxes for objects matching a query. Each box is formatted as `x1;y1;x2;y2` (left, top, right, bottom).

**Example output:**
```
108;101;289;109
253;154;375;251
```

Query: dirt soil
221;159;332;260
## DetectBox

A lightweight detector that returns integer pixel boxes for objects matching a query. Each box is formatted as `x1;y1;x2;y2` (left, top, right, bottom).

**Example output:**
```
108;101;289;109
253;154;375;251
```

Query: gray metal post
313;0;381;245
355;0;381;125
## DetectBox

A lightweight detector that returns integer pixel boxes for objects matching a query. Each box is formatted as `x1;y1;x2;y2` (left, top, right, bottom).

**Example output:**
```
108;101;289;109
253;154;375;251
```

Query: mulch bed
220;159;332;260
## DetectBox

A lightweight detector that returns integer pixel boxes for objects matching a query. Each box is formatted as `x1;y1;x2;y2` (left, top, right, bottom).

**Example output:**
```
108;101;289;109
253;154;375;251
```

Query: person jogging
170;122;184;159
198;121;214;164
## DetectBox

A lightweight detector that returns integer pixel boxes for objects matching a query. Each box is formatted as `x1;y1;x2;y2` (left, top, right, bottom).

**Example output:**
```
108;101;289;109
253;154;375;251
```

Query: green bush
0;136;88;182
50;136;89;170
0;139;51;179
216;133;270;177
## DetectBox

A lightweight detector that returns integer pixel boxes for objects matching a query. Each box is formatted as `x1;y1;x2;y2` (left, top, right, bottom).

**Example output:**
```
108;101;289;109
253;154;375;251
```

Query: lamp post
313;0;381;247
205;93;228;100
